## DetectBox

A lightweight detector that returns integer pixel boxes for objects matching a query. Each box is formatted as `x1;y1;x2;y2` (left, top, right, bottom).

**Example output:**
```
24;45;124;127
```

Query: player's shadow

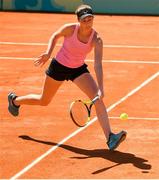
19;135;151;174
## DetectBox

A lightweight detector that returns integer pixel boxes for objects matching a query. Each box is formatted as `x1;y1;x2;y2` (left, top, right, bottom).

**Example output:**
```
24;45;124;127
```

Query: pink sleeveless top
56;24;95;68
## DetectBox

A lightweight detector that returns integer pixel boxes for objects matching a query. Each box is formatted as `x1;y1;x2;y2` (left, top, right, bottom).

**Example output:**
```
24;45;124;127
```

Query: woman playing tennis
8;4;126;150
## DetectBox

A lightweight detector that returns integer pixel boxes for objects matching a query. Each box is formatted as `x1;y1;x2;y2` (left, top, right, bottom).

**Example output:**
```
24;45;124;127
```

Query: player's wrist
45;52;51;57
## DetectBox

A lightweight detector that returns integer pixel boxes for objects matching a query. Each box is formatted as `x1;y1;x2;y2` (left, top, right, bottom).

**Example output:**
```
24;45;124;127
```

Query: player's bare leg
73;72;111;140
8;75;63;116
73;73;127;150
14;75;62;106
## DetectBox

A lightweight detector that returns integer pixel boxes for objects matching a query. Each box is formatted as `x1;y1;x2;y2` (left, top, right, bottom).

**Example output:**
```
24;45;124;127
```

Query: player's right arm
34;24;74;67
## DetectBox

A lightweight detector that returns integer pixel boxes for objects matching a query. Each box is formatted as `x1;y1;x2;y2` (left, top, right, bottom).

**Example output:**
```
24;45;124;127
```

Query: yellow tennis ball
120;113;128;120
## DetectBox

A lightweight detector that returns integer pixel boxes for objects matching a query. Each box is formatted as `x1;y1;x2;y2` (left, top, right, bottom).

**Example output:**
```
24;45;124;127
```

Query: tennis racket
69;95;100;127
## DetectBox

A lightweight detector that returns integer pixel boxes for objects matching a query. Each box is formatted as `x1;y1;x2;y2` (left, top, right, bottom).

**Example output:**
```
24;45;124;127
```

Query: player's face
79;16;94;28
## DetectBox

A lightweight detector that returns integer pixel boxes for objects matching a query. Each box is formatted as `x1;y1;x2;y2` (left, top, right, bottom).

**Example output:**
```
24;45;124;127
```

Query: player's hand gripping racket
69;95;100;127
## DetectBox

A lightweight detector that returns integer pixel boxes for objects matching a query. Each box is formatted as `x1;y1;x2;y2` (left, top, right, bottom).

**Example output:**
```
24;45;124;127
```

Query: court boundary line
110;116;159;121
10;70;159;180
1;56;159;64
1;41;159;49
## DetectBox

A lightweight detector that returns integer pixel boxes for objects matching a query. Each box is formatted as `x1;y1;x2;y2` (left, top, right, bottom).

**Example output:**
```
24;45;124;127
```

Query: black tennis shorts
45;58;90;81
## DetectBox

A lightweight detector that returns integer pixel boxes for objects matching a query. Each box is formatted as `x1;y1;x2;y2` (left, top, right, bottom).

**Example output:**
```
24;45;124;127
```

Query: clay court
0;12;159;179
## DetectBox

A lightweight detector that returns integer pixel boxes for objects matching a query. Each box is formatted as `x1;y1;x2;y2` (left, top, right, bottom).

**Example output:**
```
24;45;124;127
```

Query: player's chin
85;23;93;28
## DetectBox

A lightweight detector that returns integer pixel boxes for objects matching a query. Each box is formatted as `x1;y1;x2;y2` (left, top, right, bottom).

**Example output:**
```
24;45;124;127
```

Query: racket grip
92;95;100;104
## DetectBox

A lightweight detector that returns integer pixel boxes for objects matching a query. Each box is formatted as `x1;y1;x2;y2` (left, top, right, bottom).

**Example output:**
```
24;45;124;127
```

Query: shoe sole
8;92;13;111
111;132;127;151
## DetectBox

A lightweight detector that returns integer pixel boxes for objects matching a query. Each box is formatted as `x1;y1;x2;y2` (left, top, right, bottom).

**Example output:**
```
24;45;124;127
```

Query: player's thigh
73;73;98;99
41;75;63;100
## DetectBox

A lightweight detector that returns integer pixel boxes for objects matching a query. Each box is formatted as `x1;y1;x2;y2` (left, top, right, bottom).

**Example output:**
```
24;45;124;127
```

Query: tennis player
8;4;126;150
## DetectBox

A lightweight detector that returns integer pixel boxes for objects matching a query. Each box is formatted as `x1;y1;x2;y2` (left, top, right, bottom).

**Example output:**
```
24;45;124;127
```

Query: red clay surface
0;12;159;179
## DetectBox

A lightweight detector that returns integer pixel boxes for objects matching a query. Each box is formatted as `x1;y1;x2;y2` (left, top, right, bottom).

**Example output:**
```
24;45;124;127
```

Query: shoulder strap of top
88;29;95;44
72;24;79;37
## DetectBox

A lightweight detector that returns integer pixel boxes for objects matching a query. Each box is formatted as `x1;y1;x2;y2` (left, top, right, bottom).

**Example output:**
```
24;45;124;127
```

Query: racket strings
70;101;89;127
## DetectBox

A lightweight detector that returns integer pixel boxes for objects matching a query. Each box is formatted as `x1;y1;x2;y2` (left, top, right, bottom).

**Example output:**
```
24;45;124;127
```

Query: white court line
1;41;159;49
1;56;159;65
10;70;159;180
86;59;159;64
0;57;34;60
110;117;159;121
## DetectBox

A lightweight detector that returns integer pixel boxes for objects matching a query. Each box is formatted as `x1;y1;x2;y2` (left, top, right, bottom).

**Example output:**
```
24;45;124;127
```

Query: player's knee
94;99;107;114
94;98;104;108
40;98;51;106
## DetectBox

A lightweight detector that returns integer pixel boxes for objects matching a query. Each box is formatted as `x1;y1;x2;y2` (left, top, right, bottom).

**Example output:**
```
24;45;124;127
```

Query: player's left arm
93;33;104;98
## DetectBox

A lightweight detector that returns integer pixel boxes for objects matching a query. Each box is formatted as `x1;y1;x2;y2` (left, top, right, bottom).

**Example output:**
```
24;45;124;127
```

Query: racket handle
92;95;100;104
